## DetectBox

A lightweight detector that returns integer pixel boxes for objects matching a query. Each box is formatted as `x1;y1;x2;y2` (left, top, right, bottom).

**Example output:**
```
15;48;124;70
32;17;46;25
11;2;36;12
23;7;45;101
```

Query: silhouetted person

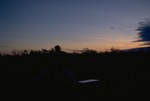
31;45;78;97
54;45;61;53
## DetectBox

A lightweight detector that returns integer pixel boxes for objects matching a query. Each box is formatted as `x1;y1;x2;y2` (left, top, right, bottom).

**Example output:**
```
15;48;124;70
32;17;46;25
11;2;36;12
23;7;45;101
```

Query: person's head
54;45;61;53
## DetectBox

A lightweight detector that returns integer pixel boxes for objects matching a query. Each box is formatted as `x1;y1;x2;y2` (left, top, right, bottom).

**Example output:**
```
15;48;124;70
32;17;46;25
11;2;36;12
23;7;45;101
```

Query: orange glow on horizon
61;41;144;52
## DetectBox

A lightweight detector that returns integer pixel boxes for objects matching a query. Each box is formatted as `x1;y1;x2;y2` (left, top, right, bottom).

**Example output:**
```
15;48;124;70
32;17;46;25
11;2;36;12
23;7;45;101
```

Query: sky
0;0;150;53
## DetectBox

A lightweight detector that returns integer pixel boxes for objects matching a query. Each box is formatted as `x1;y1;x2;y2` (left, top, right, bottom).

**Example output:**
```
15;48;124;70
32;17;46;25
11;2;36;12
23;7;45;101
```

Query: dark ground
1;50;150;99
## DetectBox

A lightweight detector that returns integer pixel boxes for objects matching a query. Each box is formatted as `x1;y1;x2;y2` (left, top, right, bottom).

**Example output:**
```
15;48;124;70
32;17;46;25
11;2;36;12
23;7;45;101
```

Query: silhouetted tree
110;48;120;53
136;19;150;46
21;50;29;56
41;49;49;54
29;50;42;55
82;48;97;54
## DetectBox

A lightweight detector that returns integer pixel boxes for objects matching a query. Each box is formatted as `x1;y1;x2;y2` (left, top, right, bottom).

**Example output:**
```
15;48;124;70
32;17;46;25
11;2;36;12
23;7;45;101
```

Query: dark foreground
1;50;150;99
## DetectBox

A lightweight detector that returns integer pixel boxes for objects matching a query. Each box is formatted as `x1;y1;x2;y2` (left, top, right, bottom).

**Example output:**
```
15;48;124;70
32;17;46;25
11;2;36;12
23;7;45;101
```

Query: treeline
0;47;135;57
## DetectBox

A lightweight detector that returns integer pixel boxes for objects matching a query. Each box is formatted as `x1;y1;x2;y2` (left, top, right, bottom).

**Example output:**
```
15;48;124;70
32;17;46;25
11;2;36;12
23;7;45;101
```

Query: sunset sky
1;0;150;53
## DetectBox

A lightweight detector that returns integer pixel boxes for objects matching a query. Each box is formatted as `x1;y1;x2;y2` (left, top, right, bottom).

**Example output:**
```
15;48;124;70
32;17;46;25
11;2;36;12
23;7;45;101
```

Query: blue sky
0;0;150;53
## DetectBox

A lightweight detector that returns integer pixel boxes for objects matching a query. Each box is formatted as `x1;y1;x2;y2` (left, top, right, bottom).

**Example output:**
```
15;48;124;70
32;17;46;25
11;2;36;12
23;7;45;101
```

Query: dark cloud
136;19;150;45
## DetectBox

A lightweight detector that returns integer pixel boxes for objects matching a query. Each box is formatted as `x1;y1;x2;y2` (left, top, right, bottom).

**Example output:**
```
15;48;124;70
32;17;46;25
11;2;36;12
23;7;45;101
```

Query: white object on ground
77;79;99;84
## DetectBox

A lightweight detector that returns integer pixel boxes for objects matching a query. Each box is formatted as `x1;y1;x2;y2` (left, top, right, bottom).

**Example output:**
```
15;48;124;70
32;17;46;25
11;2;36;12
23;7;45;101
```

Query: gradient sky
1;0;150;53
